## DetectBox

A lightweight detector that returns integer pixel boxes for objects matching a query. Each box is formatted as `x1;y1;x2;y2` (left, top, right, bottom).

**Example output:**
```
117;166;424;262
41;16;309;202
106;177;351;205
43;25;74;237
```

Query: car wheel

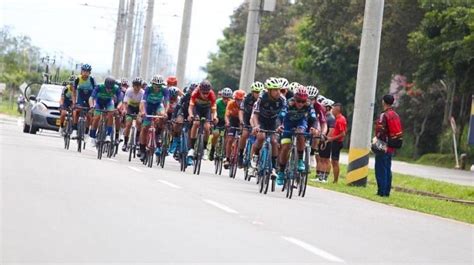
29;117;38;134
23;114;30;133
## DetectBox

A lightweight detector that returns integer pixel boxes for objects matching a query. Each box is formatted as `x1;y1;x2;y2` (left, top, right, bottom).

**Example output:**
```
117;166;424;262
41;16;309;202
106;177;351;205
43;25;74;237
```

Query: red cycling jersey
190;89;217;111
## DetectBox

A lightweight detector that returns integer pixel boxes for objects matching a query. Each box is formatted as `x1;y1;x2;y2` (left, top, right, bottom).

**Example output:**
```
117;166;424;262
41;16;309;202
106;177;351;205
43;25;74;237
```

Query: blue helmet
104;77;116;89
81;64;92;72
169;86;179;99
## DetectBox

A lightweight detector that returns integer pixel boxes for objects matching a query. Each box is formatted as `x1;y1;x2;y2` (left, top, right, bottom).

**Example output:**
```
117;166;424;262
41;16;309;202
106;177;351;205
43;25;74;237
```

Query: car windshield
38;85;63;102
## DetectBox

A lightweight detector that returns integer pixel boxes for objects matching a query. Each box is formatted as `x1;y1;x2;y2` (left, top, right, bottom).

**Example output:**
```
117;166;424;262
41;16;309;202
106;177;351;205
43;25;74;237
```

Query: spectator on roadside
374;94;403;197
326;103;347;183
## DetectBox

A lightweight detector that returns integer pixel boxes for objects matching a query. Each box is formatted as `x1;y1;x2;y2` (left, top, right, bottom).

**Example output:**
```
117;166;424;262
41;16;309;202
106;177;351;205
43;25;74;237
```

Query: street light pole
123;0;136;79
239;0;261;92
111;0;126;77
140;0;155;81
176;0;193;88
346;0;385;186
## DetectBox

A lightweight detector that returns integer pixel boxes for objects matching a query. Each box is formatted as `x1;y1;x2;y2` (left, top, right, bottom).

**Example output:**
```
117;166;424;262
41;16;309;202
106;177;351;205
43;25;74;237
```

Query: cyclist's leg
124;117;132;146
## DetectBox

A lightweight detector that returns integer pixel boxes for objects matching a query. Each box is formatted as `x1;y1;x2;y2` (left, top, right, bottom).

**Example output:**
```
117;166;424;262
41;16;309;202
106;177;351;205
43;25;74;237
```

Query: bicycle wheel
77;119;84;152
129;145;133;162
258;147;266;193
193;133;203;175
263;142;272;194
300;146;310;197
147;150;154;168
160;130;168;168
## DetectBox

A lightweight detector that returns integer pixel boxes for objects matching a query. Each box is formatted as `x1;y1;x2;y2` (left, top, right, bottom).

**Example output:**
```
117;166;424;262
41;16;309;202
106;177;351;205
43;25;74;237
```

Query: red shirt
375;108;399;154
190;89;217;111
332;113;347;143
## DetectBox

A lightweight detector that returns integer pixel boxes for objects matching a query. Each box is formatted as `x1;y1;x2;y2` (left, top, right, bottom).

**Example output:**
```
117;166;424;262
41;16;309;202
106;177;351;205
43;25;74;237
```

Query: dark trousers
375;153;392;196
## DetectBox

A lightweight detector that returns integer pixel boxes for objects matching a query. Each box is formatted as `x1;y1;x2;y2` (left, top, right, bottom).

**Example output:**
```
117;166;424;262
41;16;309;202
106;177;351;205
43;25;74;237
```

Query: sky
0;0;245;81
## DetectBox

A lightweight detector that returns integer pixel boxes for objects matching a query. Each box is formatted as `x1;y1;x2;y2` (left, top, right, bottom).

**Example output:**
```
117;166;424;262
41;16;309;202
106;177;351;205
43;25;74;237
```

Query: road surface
1;116;473;264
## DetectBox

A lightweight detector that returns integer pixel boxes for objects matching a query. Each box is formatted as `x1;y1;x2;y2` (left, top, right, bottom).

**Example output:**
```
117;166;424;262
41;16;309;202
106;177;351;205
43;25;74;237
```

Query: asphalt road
1;116;473;264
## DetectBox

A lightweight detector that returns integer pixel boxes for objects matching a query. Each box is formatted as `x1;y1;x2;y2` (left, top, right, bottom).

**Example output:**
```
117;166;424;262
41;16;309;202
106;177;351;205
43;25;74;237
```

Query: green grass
0;100;21;117
308;164;474;224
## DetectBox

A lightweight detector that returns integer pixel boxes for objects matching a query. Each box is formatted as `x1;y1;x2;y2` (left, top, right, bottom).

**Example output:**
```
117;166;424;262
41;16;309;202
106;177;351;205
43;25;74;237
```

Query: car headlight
34;103;48;113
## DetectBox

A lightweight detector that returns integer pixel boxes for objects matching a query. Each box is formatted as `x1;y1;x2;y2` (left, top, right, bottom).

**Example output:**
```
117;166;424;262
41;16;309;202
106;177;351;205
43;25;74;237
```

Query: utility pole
123;0;136;78
140;0;155;81
111;0;126;77
132;0;144;78
346;0;385;186
176;0;193;88
239;0;261;92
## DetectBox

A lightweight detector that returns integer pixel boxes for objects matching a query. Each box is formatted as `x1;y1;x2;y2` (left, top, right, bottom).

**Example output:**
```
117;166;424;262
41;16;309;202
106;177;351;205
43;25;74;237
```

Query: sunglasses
296;99;306;104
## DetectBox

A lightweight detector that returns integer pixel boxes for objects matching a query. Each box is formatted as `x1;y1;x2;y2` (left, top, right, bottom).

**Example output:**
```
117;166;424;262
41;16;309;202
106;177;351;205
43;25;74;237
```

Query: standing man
326;103;347;183
374;94;403;197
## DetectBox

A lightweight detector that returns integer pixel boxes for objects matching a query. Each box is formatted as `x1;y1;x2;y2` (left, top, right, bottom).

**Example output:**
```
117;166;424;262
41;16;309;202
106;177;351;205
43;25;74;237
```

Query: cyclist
250;77;287;177
172;83;198;164
279;78;293;100
138;75;169;161
277;85;318;185
121;77;144;152
113;78;128;142
224;89;245;168
238;81;264;166
166;86;181;154
72;64;96;138
317;98;335;182
209;87;232;161
59;75;76;136
187;80;217;163
88;77;121;146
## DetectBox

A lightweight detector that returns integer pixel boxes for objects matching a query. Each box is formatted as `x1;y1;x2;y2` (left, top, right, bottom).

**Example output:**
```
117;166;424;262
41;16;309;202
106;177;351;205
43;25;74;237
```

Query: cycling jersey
253;92;286;130
142;85;169;114
123;88;144;107
253;92;286;119
92;84;121;112
313;102;327;125
240;93;258;126
174;93;191;119
74;76;96;106
190;89;217;110
61;84;74;109
167;97;180;120
215;98;227;127
281;98;316;141
226;99;241;118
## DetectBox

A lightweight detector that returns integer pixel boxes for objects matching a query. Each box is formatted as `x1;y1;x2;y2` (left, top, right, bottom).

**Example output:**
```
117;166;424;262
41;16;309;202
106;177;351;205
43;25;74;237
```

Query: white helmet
151;75;164;85
278;77;289;89
288;82;300;92
221;87;233;98
307;85;319;99
316;95;326;103
321;98;335;108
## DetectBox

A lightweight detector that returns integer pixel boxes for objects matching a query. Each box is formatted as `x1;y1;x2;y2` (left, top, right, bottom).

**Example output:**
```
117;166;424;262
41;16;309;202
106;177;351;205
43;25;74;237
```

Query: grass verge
0;100;21;117
308;164;474;224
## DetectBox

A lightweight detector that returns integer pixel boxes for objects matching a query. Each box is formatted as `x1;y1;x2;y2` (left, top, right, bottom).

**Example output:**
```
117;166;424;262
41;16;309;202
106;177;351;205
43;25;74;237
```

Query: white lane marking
108;158;118;162
158;180;182;189
128;166;143;173
203;199;239;214
252;220;264;225
281;236;345;263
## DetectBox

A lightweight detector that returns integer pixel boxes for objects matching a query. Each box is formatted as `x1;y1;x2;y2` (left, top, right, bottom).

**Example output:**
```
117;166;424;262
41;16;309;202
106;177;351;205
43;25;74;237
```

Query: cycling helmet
278;77;289;89
81;64;92;72
317;95;326;103
251;81;264;92
307;85;319;99
141;81;148;88
68;75;76;83
188;83;199;94
321;98;335;108
104;77;116;89
294;85;309;101
288;82;300;92
132;77;142;86
221;87;233;98
62;81;68;86
121;78;129;87
199;80;212;92
233;89;246;100
168;86;179;99
166;76;178;86
151;75;164;85
265;77;281;90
